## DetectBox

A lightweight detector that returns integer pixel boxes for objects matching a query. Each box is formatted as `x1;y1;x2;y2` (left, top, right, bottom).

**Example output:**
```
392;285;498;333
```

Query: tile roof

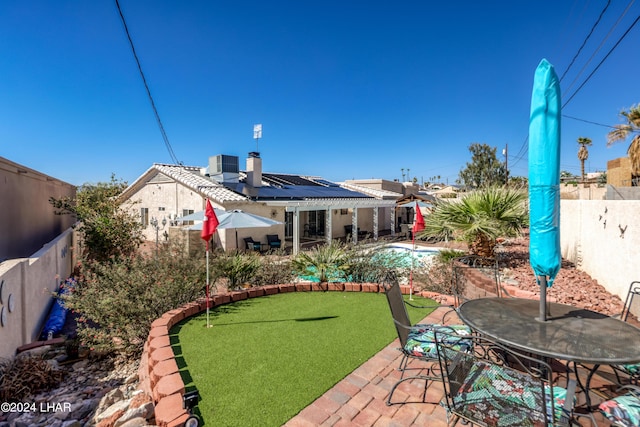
153;164;248;202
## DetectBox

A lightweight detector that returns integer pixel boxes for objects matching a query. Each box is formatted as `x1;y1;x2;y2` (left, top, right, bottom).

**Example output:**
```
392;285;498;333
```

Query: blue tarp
528;59;562;287
40;278;75;340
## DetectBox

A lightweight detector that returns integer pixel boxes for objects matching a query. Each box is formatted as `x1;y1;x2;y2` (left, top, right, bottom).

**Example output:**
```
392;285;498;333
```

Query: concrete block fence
138;280;538;427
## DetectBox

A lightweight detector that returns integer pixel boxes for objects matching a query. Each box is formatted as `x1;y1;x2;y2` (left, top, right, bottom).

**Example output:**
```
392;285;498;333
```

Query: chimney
246;152;262;188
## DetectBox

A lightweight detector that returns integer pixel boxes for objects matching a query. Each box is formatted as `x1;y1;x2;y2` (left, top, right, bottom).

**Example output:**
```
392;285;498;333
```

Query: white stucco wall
560;200;640;302
0;229;74;359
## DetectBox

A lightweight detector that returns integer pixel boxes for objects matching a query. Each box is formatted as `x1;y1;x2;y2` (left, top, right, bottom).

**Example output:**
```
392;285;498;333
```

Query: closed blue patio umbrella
528;59;562;322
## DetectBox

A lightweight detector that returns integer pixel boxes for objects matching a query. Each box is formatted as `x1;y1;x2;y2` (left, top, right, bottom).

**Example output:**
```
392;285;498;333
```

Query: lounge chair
266;234;281;249
344;225;367;239
243;237;261;251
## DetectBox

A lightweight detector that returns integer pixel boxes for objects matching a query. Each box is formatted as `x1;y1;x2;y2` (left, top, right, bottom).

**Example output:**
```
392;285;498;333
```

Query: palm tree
608;104;640;176
577;136;592;183
420;187;528;257
291;241;349;284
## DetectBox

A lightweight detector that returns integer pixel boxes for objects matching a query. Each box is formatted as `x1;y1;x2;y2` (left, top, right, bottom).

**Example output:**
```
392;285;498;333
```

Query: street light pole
150;216;167;256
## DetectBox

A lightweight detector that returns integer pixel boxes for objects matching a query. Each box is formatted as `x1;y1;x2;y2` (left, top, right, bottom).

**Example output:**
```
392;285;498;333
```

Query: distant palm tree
607;104;640;176
577;136;592;183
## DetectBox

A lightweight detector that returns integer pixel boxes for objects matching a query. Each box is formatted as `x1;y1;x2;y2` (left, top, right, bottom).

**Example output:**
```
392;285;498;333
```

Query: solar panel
252;185;371;200
312;178;340;187
262;173;320;186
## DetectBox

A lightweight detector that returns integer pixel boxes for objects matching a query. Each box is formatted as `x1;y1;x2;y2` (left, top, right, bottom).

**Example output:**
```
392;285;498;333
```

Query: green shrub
251;251;295;286
292;241;350;283
63;244;206;355
50;175;144;263
344;243;407;283
415;249;466;294
211;251;261;290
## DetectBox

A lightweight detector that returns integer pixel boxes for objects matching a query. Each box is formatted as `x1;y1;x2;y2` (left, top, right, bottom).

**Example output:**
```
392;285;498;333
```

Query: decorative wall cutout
7;294;14;312
619;224;628;239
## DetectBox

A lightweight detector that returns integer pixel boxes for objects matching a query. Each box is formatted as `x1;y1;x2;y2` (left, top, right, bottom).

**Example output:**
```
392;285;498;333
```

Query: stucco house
118;153;399;254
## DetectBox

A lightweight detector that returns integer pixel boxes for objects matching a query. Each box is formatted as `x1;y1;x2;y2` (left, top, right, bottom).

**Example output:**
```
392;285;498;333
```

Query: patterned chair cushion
451;361;570;427
619;363;640;376
599;392;640;426
404;324;471;358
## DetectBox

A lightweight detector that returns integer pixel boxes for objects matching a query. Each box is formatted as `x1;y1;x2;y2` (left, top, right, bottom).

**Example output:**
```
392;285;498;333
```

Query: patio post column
351;208;358;244
293;208;300;255
325;207;332;245
373;207;379;241
390;207;396;237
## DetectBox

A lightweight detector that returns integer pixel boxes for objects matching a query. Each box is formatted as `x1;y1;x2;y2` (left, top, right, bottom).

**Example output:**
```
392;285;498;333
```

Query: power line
562;114;619;130
510;10;640;171
563;0;636;96
562;13;640;109
114;0;181;165
558;0;612;82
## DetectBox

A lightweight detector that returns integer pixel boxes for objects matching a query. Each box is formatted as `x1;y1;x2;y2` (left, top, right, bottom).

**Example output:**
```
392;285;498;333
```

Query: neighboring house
430;185;460;198
604;157;640;200
118;153;397;254
608;156;637;187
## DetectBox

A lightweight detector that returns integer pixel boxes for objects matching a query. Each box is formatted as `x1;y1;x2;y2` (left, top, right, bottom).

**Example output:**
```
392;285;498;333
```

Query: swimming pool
372;243;442;269
296;243;443;282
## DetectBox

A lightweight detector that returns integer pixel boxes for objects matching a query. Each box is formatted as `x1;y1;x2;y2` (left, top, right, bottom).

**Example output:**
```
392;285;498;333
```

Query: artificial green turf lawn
171;291;436;427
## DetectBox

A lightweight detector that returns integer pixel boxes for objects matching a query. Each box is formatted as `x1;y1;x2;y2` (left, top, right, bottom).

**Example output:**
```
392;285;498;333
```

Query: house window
141;208;149;226
158;207;165;211
182;209;194;226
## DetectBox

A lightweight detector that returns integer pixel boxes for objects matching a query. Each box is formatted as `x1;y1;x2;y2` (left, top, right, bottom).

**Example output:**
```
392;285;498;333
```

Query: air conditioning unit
208;155;239;183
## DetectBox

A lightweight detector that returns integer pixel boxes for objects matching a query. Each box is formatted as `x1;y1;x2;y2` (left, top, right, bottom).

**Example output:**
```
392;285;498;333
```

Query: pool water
296;244;441;282
371;244;440;269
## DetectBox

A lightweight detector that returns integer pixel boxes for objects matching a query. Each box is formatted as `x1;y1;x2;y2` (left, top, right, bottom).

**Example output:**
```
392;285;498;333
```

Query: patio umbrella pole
538;275;547;322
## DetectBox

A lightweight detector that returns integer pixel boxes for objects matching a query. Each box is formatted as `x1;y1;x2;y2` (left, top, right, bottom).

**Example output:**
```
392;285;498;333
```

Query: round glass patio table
457;297;640;365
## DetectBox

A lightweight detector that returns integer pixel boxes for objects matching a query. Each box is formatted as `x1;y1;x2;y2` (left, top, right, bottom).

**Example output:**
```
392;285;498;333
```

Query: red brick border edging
138;281;540;427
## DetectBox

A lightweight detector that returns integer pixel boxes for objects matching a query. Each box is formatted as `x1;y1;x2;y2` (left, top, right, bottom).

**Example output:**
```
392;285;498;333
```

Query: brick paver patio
284;306;612;427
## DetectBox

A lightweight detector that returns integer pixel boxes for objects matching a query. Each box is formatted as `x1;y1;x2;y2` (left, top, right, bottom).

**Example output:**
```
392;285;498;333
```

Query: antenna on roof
253;124;262;153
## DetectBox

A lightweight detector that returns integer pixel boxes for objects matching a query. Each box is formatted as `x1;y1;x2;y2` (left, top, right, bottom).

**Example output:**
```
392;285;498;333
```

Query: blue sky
1;1;639;186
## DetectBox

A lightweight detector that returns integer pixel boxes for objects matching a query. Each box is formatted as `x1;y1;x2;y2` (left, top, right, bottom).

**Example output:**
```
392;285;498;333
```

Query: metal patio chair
243;237;261;251
434;329;576;427
381;271;471;406
266;234;281;250
609;281;640;386
598;385;640;427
